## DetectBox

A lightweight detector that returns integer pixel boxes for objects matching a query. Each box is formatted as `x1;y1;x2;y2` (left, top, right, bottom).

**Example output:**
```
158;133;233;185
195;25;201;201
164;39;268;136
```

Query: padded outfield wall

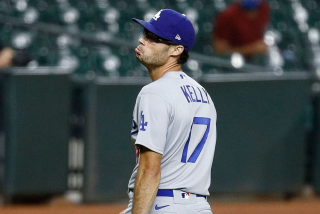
81;72;312;202
0;70;317;202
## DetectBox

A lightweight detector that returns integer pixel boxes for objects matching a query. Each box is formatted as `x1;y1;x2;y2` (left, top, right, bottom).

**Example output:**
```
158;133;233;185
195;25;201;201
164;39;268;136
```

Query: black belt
129;189;206;198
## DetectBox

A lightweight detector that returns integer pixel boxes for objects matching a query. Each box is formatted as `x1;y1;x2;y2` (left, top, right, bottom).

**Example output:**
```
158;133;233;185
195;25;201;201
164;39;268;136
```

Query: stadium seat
70;0;101;32
300;0;318;24
0;0;13;16
27;0;60;24
270;1;296;30
2;0;319;74
28;33;59;66
78;46;120;77
0;23;14;45
276;27;307;71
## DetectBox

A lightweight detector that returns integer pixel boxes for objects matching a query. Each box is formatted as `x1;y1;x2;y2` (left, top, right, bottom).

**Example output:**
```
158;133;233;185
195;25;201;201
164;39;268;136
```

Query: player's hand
119;209;126;214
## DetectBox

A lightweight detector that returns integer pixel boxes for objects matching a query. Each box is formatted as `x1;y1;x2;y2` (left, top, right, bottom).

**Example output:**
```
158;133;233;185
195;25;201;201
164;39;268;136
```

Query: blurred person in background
0;43;15;69
0;40;33;69
212;0;270;62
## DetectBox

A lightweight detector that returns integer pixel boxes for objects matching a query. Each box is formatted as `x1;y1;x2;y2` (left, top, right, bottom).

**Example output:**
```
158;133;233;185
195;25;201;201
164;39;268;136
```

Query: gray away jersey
128;71;217;195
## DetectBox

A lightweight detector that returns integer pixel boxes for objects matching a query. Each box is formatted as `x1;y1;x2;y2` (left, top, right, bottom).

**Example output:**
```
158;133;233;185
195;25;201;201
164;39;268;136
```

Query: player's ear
170;45;184;57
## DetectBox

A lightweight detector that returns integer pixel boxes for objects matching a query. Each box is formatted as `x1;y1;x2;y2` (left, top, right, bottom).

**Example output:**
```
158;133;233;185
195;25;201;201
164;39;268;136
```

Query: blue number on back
181;117;211;163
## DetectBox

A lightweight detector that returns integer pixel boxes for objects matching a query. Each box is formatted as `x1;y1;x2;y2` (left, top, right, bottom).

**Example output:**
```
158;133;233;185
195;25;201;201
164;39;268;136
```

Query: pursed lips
135;46;143;55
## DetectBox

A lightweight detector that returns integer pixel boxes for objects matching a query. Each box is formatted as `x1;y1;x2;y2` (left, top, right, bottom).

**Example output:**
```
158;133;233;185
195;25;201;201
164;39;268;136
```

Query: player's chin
135;54;143;61
136;56;146;65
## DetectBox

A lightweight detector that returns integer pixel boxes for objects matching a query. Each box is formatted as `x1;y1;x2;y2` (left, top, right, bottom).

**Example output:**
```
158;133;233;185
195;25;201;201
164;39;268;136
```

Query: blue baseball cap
132;9;196;51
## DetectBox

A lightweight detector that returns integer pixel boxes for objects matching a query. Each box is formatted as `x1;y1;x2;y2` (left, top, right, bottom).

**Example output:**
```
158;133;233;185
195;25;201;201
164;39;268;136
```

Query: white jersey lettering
180;85;209;104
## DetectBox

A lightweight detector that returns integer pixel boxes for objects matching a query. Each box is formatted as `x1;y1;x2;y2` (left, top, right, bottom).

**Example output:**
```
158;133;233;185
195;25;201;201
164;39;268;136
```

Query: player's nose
138;36;146;45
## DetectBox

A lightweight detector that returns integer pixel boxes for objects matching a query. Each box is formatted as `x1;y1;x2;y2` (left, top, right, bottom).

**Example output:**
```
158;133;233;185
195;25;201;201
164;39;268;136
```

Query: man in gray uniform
121;9;217;214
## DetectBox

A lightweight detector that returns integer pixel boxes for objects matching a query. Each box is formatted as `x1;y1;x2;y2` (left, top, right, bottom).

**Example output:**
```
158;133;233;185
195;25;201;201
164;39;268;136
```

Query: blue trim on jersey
181;117;211;163
181;126;192;163
131;130;138;135
157;189;174;197
156;189;206;198
188;117;211;163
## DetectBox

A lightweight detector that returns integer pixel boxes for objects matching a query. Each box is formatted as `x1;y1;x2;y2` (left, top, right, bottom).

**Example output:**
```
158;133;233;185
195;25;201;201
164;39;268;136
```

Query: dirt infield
1;197;320;214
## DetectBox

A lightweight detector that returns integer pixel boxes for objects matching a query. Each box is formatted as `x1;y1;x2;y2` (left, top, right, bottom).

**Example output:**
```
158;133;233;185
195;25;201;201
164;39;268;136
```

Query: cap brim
132;18;169;40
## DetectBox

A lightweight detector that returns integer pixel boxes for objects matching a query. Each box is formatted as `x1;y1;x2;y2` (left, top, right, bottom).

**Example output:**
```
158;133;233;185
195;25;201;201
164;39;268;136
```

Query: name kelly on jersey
180;85;210;104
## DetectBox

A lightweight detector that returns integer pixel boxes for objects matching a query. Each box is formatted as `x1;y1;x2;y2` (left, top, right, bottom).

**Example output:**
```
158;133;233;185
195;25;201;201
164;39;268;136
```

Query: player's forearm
214;39;268;56
132;168;160;214
213;39;234;55
234;40;268;56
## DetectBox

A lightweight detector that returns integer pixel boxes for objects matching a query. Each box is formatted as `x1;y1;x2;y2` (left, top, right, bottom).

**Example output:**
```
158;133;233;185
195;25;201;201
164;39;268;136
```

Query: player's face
135;30;172;67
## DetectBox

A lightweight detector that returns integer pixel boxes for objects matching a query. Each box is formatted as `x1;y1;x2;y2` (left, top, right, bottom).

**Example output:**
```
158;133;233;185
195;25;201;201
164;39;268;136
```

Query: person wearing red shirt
212;0;270;60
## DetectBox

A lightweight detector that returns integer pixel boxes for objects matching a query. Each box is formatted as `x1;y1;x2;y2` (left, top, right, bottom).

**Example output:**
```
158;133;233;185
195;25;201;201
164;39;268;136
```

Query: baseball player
120;9;217;214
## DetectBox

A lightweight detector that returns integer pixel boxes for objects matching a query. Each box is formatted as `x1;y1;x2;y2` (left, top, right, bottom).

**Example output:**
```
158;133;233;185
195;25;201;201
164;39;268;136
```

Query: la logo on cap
153;9;163;21
132;9;196;51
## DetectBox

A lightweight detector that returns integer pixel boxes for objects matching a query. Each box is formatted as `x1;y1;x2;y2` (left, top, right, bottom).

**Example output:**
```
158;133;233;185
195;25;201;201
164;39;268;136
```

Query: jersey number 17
181;117;211;163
